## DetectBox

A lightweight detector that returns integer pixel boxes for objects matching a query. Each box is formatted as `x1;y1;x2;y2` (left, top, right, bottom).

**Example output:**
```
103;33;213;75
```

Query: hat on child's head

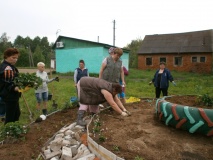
108;47;114;54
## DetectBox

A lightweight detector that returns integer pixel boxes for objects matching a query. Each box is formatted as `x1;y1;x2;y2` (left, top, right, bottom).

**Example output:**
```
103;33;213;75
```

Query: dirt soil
88;96;213;160
0;95;212;160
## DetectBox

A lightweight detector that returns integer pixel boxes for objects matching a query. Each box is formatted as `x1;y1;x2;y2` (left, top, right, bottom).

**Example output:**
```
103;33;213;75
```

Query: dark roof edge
52;35;130;52
145;29;213;37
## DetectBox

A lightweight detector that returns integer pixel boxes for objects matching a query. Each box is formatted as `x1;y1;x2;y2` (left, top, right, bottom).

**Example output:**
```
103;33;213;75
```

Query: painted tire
155;96;213;136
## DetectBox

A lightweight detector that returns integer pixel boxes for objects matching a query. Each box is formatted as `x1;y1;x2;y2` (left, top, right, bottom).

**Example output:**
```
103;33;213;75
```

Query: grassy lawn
1;68;213;125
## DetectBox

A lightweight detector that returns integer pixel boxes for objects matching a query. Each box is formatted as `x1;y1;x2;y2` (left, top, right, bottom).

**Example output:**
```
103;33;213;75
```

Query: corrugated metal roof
138;29;213;54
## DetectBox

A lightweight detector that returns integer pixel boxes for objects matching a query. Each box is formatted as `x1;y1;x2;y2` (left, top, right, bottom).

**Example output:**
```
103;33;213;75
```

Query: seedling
134;156;144;160
93;127;100;133
99;135;106;142
113;145;120;151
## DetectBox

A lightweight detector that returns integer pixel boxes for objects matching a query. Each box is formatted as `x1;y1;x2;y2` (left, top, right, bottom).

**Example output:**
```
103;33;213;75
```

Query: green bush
0;121;29;140
14;73;42;89
199;94;213;107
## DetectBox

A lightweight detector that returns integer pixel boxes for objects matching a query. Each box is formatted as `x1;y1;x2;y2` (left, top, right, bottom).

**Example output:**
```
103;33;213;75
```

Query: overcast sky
1;0;212;47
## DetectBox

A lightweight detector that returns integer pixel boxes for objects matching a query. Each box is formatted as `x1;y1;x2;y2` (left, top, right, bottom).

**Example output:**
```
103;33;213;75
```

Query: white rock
40;115;46;120
61;146;72;160
77;153;95;160
50;138;63;152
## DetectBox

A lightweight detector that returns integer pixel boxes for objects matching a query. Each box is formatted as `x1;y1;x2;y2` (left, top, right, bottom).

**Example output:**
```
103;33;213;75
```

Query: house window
174;57;182;66
146;57;152;65
160;57;166;63
192;57;197;62
200;57;206;62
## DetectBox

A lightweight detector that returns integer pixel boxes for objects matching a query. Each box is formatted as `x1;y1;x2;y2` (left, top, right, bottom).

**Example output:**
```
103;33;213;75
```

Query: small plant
94;121;101;127
134;156;144;160
93;127;100;133
0;122;29;140
92;117;101;133
92;116;107;143
113;145;120;152
199;93;213;106
99;135;106;142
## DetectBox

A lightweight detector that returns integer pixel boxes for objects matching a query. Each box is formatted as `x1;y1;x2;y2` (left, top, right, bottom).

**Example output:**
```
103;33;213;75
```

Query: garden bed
88;95;213;160
0;95;212;160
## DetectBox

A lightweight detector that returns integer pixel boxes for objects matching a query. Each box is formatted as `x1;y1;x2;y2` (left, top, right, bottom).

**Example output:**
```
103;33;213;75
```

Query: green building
52;35;129;73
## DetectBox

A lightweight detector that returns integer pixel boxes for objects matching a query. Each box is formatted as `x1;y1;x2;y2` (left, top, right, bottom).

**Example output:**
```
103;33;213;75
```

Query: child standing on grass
35;62;59;115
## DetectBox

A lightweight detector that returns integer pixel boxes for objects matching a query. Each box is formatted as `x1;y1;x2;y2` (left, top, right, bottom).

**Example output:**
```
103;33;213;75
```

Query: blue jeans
35;92;48;103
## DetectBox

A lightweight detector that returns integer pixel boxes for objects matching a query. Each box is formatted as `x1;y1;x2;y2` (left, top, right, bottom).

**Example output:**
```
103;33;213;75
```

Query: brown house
137;29;213;73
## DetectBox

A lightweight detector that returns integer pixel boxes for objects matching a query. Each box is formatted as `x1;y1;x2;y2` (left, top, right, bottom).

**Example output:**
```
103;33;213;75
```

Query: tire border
155;95;213;136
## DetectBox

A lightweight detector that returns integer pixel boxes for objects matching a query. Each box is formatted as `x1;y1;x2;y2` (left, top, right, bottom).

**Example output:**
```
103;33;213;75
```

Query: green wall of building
54;36;129;74
56;47;129;74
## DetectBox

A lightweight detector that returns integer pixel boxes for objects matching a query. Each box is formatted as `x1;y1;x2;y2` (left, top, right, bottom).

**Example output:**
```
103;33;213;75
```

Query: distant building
52;36;129;73
137;29;213;73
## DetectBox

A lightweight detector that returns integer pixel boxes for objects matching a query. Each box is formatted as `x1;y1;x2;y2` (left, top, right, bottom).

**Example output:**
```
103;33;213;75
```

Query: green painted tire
155;96;213;136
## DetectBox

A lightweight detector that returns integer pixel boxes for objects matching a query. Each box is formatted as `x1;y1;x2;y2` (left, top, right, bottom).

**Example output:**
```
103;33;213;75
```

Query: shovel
21;93;33;122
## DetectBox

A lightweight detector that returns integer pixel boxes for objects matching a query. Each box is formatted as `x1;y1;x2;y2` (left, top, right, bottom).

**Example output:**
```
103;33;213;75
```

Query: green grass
1;68;212;126
125;69;213;98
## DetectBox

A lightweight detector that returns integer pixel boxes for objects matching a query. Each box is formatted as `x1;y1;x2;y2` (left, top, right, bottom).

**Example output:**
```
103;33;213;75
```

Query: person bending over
76;77;131;126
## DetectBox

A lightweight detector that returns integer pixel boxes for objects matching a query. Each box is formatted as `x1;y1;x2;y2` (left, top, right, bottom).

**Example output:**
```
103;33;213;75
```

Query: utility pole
113;20;115;46
28;45;34;67
28;47;31;67
29;46;34;67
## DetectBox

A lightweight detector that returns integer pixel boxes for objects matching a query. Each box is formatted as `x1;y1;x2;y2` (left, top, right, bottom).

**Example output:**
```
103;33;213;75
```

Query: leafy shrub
14;73;42;89
0;121;29;140
199;94;213;107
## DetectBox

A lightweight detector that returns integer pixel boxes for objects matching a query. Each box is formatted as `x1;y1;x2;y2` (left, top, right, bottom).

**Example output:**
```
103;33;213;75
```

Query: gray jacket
102;56;122;83
79;77;113;105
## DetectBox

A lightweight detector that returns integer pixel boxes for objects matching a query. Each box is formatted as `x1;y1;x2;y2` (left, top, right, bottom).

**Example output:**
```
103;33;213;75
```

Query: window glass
192;57;197;62
200;57;206;62
160;57;166;63
174;57;182;66
146;57;152;65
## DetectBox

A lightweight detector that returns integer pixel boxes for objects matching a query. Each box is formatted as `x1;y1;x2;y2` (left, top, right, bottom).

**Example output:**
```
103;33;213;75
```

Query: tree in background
33;45;45;66
14;35;25;48
0;33;13;61
40;37;52;67
12;34;52;67
31;36;41;53
124;38;143;68
15;48;30;67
